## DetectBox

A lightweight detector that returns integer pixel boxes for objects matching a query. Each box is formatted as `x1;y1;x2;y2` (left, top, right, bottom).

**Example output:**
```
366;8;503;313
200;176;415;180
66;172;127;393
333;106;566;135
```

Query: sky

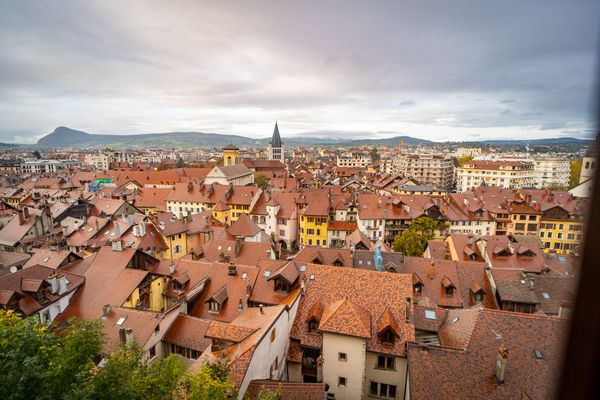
0;1;599;144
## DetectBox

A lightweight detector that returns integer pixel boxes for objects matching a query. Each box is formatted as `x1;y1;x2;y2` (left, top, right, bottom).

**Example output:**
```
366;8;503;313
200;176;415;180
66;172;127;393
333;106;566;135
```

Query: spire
270;121;282;148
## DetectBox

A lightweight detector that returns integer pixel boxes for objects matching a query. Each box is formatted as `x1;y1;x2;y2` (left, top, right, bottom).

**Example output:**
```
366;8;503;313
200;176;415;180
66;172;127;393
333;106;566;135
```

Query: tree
0;310;103;400
569;158;582;189
393;229;426;256
255;174;269;190
369;147;380;162
176;157;186;168
256;385;283;400
87;342;185;400
183;363;237;400
456;156;474;166
32;150;42;160
392;216;447;256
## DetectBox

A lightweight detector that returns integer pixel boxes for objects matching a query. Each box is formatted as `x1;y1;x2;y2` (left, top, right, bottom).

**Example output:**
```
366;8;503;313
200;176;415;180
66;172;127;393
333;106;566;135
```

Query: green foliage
255;174;269;190
369;147;380;161
176;157;186;168
86;342;185;400
569;159;582;189
392;216;447;256
0;312;238;400
183;363;238;400
32;150;42;159
456;156;474;166
256;385;283;400
0;310;103;400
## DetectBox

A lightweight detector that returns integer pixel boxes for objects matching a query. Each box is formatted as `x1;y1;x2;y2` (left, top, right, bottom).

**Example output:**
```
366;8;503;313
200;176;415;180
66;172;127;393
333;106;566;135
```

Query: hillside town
0;123;592;399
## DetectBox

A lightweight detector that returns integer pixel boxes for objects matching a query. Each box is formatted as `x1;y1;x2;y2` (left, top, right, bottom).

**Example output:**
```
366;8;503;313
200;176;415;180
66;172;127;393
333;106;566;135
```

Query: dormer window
444;286;454;297
380;328;396;346
208;300;220;313
308;318;319;333
441;276;455;298
275;278;291;293
413;283;422;293
474;291;483;302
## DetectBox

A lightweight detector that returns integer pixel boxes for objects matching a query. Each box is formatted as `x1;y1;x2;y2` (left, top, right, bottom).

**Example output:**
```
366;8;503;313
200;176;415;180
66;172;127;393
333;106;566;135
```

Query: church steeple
270;121;283;148
267;121;284;162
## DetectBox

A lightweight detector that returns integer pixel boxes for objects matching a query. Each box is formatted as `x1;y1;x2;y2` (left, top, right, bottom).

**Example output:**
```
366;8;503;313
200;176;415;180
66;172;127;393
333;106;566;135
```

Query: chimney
246;282;252;298
95;218;100;232
62;225;68;238
259;304;264;314
47;273;59;294
119;328;127;344
428;261;436;280
405;297;411;322
169;261;176;275
495;345;509;384
112;239;123;252
17;210;25;225
228;263;237;276
125;329;134;342
57;274;68;295
238;299;244;311
102;304;112;319
528;277;534;290
235;237;242;257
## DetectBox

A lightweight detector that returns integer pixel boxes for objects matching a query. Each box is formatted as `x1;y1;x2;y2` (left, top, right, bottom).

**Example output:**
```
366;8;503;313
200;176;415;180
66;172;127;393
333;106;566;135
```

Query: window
279;229;285;236
338;377;347;387
208;301;220;313
380;329;395;346
149;345;156;358
338;352;347;362
424;309;436;320
370;381;397;399
377;355;395;370
474;291;483;302
445;286;454;297
308;319;319;332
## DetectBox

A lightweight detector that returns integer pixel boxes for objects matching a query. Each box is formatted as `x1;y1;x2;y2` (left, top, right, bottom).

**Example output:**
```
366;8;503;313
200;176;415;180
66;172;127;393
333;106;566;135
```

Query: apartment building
456;160;536;192
395;154;455;190
533;157;570;189
84;152;111;170
336;153;371;168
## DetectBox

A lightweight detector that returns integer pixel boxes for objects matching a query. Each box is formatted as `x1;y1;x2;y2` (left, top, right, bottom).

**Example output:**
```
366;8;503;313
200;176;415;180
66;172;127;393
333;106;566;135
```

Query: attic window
542;292;550;299
309;274;315;281
217;245;222;251
116;316;127;326
424;309;436;320
300;264;307;272
444;286;455;297
241;272;248;279
308;319;319;332
42;257;50;263
534;350;544;360
263;270;271;278
208;300;220;313
413;283;422;293
379;328;396;346
451;317;460;324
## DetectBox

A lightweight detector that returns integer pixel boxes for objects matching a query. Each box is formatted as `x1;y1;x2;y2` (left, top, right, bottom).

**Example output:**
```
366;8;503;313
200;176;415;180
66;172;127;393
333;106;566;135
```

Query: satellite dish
9;266;18;274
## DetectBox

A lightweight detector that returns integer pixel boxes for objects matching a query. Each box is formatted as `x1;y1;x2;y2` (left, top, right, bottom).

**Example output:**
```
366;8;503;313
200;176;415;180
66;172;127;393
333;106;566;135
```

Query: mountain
479;137;591;145
34;126;590;149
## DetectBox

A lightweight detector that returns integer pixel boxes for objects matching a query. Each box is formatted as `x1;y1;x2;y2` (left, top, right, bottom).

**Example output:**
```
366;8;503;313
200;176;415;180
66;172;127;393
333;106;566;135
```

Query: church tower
223;144;240;166
267;122;284;162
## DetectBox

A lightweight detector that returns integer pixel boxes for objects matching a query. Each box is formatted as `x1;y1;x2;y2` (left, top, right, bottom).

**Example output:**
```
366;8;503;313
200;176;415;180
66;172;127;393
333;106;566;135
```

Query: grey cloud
0;0;598;143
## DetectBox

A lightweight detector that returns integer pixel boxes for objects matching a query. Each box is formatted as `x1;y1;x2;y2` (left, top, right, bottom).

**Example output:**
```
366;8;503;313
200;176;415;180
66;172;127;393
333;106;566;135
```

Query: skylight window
451;317;460;324
425;309;436;320
116;316;127;326
241;272;248;279
217;245;222;251
534;350;544;359
42;256;50;263
309;274;315;281
300;264;306;272
542;292;550;299
263;270;271;278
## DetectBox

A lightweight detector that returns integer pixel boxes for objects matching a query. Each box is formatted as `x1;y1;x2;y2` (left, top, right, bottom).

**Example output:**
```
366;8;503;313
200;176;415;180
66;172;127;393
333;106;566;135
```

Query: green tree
176;157;186;168
456;156;474;166
183;363;237;400
569;158;582;189
0;311;103;400
87;342;185;400
369;147;380;161
392;216;447;256
32;150;42;160
255;174;269;190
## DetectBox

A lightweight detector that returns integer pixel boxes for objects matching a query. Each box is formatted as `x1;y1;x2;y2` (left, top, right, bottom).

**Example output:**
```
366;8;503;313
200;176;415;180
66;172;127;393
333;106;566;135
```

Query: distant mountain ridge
32;126;591;149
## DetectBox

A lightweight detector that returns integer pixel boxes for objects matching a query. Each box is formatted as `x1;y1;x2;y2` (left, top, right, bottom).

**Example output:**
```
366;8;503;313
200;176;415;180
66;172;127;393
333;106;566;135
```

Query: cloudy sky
1;1;599;143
